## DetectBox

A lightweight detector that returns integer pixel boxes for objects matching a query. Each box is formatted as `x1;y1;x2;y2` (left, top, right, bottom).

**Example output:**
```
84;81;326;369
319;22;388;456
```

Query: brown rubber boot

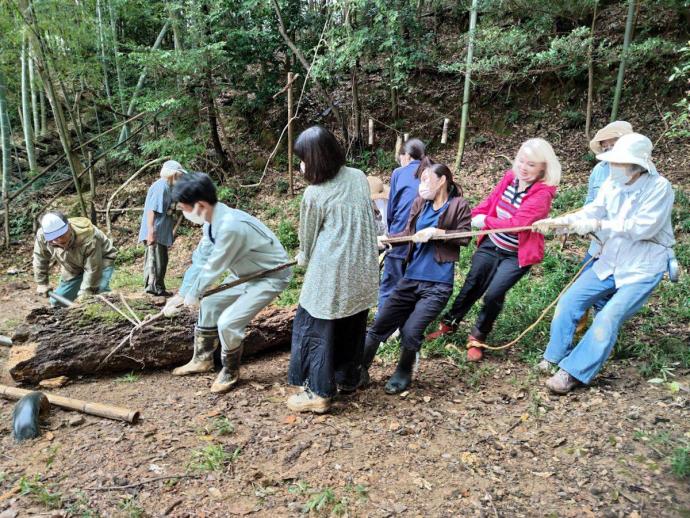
210;347;242;393
172;327;218;376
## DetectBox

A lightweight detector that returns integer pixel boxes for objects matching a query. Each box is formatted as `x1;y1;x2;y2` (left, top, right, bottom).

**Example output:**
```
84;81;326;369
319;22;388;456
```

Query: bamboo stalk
611;0;636;121
368;118;374;146
0;384;140;423
441;118;450;144
287;72;295;196
454;0;478;171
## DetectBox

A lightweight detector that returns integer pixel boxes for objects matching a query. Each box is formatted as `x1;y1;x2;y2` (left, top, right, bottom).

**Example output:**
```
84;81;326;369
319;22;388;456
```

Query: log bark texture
6;297;296;384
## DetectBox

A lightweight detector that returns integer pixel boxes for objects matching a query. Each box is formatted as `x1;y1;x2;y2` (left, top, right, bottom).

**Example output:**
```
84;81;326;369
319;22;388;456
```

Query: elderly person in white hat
138;160;187;296
533;133;676;394
33;211;118;306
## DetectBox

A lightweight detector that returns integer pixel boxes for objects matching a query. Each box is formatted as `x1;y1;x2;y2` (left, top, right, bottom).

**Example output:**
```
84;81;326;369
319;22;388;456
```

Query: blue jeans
581;252;610;312
51;265;115;307
378;255;406;310
544;267;663;384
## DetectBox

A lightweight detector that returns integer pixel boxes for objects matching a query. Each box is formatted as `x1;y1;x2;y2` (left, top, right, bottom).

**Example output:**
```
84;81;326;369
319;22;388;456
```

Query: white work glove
183;293;200;308
412;227;440;243
569;218;601;236
532;218;562;235
163;294;184;317
471;215;486;229
295;252;307;267
36;284;50;296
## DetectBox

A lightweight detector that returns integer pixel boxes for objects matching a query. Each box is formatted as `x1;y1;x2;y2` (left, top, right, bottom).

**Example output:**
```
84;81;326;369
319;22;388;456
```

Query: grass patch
187;444;241;472
118;495;145;518
115;245;146;266
19;475;62;510
115;371;141;383
78;301;127;325
211;416;235;436
633;430;690;479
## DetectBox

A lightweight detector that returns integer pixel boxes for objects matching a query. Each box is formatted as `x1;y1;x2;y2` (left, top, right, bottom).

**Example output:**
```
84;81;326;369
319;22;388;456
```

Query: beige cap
589;121;633;154
367;176;390;201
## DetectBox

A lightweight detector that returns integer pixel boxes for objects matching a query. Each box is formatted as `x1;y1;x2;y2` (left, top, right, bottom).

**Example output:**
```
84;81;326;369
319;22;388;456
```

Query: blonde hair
513;138;561;187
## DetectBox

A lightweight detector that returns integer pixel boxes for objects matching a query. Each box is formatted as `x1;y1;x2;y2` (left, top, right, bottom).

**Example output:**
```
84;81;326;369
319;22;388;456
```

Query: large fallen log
5;296;296;384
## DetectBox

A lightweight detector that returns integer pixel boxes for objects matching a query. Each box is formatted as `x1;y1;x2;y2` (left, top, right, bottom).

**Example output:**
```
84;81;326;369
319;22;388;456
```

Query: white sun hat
596;133;658;176
160;160;187;179
41;213;69;241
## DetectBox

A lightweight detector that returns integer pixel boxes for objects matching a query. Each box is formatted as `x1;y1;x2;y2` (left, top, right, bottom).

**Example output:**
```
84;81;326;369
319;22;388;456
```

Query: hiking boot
210;347;242;394
545;369;582;395
466;336;485;362
287;388;331;414
385;347;417;394
536;359;557;375
425;322;455;342
172;327;218;376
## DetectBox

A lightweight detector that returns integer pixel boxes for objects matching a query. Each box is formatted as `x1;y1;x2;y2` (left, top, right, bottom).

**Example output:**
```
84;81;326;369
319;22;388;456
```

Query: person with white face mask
426;139;561;363
360;161;472;394
533;133;676;395
165;172;292;394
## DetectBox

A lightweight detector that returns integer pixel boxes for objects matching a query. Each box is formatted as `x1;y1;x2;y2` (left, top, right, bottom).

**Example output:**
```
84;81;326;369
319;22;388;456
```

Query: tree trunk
20;0;87;216
205;74;232;173
28;41;39;138
0;69;11;247
108;0;127;133
118;21;169;143
585;1;598;141
610;0;636;121
39;87;47;136
21;35;38;173
454;0;478;172
351;62;362;148
96;0;114;110
6;299;297;384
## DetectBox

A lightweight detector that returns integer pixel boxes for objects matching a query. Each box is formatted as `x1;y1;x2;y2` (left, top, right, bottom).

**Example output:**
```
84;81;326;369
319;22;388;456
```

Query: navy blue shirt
404;200;454;285
387;160;421;259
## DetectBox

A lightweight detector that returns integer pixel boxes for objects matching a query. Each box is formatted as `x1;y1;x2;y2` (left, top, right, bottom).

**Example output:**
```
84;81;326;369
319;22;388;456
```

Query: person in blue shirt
138;160;187;296
361;161;472;394
378;138;426;310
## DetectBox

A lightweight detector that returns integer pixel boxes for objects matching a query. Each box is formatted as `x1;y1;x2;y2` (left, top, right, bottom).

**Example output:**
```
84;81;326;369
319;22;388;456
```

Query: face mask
418;182;437;200
609;164;634;186
183;205;206;225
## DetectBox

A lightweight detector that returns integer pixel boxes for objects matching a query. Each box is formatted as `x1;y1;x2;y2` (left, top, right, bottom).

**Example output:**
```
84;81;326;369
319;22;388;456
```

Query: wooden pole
88;151;97;224
441;118;450;144
287;72;295;195
0;384;140;424
394;134;402;158
368;118;374;146
403;133;409;142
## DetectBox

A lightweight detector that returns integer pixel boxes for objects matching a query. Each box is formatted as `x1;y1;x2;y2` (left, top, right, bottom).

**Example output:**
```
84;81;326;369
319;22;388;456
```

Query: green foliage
115;245;146;266
19;475;63;510
672;445;690;479
276;217;299;250
188;444;241;472
118;496;144;518
211;416;235;436
115;371;141;383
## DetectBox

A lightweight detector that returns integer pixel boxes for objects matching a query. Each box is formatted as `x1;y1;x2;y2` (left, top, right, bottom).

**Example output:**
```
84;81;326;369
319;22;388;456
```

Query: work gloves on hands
569;218;601;236
412;227;442;243
533;218;568;235
471;215;486;229
183;293;200;309
533;217;601;236
36;284;50;296
163;294;184;317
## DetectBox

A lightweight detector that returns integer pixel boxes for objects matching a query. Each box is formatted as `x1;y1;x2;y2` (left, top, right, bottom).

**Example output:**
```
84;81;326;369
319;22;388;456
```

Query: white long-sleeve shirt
563;173;675;287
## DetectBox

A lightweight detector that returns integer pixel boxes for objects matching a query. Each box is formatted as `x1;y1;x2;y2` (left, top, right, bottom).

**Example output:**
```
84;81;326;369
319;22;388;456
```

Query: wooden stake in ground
441;118;450;145
368;118;374;146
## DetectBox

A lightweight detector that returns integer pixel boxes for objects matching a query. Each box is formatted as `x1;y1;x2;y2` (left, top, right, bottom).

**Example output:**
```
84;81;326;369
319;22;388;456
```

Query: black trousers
288;305;369;398
443;239;530;340
367;278;453;353
143;243;169;295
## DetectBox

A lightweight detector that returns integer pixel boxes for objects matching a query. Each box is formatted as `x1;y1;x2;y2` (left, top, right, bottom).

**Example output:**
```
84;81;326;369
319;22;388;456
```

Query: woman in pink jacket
426;138;561;361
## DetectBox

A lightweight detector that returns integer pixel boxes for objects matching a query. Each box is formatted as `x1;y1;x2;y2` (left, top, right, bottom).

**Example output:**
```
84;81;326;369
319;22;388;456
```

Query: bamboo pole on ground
0;384;140;423
454;0;478;172
287;72;295;196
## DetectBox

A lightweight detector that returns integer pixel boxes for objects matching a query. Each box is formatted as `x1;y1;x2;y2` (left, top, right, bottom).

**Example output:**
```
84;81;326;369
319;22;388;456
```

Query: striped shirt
489;179;532;253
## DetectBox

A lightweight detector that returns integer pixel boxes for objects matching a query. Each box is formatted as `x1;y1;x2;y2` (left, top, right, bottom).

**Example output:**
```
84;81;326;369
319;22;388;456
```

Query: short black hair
172;172;218;205
293;126;345;185
400;138;425;160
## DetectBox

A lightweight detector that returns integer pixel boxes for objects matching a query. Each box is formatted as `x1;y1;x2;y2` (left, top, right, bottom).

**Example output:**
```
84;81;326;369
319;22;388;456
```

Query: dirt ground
0;281;688;517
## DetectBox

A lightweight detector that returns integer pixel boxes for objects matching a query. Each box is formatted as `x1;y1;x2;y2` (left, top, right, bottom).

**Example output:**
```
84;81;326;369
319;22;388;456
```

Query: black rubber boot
358;337;380;388
385;347;416;395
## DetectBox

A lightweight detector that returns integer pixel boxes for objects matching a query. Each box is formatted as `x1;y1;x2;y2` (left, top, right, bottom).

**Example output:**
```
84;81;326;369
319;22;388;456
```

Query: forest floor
0;103;689;516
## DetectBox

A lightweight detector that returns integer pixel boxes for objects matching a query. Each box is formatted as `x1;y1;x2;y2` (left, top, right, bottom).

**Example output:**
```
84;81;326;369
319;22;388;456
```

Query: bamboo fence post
441;118;450;144
368;118;374;146
403;132;409;142
287;72;295;195
394;134;402;158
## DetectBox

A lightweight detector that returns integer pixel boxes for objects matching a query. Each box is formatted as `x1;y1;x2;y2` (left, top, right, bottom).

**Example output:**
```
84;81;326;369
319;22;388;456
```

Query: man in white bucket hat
138;160;187;296
533;133;676;394
33;211;118;306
